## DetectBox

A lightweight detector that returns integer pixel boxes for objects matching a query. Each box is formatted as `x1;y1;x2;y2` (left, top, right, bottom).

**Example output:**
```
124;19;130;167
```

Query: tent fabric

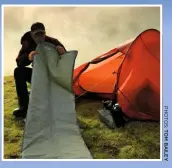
73;52;125;98
73;39;133;99
117;29;160;121
22;42;92;159
79;52;124;93
73;29;160;121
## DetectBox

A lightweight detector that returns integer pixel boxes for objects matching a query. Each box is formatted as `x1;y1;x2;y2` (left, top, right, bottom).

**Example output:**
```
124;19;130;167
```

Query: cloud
3;6;160;76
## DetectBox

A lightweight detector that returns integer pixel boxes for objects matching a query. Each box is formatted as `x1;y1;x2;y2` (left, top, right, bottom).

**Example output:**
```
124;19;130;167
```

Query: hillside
4;76;160;159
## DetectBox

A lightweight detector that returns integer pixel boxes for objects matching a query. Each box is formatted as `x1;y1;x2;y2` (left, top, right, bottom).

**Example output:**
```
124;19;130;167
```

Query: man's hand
56;45;66;55
28;51;39;61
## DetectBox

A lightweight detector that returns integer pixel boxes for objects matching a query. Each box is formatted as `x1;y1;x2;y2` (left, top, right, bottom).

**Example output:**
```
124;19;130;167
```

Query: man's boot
13;108;27;118
13;97;28;119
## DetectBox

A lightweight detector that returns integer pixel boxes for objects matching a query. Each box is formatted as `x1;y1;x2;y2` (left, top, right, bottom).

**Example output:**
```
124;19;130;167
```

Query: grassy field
4;76;160;159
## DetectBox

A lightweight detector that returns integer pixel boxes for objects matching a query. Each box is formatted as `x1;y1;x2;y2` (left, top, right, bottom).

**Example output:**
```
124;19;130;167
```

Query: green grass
4;76;160;159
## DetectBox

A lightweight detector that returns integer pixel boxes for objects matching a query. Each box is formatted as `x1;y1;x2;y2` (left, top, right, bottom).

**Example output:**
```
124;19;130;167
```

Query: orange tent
73;39;132;99
73;29;160;121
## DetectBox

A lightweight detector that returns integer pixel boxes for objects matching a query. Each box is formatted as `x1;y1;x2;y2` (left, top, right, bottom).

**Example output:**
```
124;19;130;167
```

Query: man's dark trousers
14;67;32;111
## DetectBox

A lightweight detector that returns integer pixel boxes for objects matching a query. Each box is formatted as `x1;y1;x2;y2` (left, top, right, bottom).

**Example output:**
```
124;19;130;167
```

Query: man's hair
31;22;45;34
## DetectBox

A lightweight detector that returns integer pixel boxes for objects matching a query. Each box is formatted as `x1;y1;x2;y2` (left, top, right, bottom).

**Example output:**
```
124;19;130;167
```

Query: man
13;22;66;118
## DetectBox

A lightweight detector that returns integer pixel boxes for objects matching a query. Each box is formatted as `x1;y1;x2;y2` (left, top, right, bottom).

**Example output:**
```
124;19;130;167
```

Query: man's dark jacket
16;31;66;67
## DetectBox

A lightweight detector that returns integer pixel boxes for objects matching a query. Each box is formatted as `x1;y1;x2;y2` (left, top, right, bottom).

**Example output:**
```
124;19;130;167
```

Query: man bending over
13;22;66;119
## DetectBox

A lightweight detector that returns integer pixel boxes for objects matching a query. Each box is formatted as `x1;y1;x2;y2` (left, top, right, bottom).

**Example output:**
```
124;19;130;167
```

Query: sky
3;6;160;76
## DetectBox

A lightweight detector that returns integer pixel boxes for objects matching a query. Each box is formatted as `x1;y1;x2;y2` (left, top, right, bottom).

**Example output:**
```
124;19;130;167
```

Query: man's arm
16;46;32;67
54;39;66;51
46;36;67;51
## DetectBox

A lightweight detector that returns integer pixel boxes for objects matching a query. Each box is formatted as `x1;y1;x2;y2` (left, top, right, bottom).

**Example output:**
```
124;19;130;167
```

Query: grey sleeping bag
22;42;92;159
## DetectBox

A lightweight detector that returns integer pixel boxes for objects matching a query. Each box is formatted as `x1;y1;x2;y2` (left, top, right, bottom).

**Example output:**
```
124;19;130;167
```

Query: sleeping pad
22;42;92;159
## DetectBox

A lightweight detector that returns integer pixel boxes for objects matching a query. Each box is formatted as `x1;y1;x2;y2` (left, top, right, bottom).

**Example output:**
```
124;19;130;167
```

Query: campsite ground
4;76;160;159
